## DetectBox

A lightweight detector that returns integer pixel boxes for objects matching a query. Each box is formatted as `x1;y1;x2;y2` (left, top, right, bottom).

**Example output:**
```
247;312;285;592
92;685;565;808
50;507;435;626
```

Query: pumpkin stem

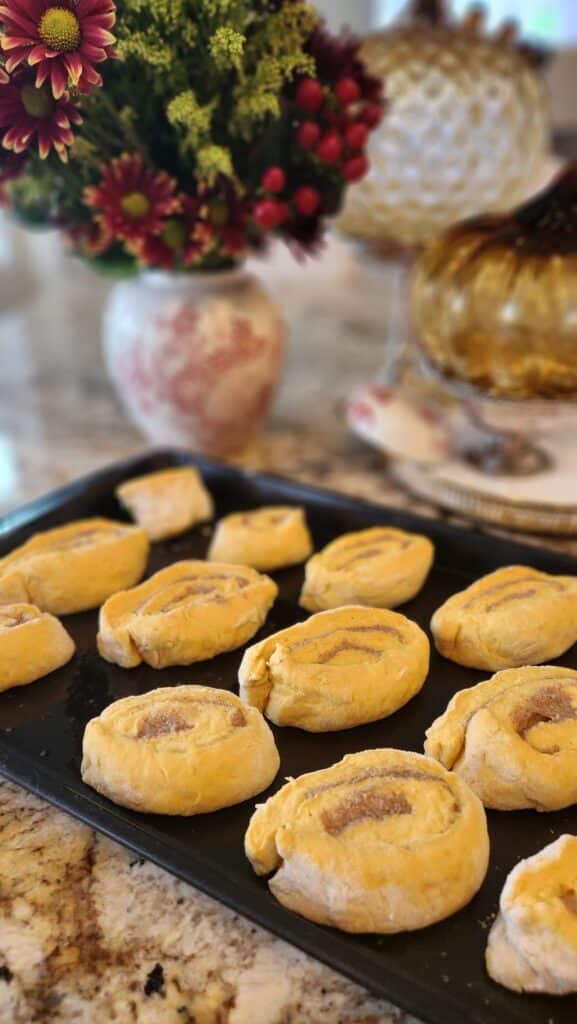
406;0;448;25
513;161;577;246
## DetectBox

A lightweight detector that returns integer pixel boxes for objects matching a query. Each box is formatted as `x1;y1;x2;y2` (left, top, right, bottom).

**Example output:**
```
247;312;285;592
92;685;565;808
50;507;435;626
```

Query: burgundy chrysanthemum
135;180;250;270
84;153;180;247
135;195;218;270
0;0;116;99
0;66;81;158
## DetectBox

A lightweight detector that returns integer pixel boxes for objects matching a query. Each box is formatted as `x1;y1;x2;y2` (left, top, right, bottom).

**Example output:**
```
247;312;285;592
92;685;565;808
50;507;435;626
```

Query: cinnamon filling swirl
137;572;250;615
239;512;290;529
45;526;127;552
561;890;577;916
288;624;403;654
137;711;190;738
334;534;412;571
308;766;455;799
135;697;246;739
463;575;566;612
321;788;412;836
513;686;577;738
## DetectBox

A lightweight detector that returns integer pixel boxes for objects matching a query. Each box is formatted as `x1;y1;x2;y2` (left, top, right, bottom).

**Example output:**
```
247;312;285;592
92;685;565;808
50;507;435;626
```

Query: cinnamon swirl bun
431;565;577;670
245;748;489;933
425;666;577;811
239;606;429;731
82;685;280;815
0;603;75;692
98;560;277;668
208;506;312;572
299;527;434;612
0;519;149;615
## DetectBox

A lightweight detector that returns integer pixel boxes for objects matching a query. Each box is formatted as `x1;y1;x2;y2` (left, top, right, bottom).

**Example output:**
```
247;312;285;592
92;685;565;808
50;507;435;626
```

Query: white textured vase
103;268;286;455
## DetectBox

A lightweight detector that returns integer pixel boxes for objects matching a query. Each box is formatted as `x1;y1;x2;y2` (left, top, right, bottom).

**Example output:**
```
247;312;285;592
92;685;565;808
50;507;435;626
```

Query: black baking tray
1;449;576;1024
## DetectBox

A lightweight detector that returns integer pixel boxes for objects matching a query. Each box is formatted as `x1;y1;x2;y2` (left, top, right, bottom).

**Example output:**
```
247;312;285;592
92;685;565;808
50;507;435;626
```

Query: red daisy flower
0;0;116;99
135;194;217;271
0;67;81;158
84;153;180;247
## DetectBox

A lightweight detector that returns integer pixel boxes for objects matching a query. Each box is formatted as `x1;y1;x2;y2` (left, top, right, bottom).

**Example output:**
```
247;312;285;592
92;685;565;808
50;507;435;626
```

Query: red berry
317;131;342;164
254;199;282;230
296;78;324;112
296;120;320;150
335;77;361;106
362;103;383;128
275;201;290;225
294;186;321;217
342;155;369;182
345;122;369;150
262;166;286;193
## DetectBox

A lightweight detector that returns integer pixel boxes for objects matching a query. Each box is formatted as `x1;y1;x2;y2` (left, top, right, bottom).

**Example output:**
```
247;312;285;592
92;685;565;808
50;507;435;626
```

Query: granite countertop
0;221;572;1024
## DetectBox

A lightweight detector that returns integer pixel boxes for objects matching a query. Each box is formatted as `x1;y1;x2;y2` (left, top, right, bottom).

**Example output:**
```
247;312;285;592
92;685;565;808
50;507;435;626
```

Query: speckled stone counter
0;223;573;1024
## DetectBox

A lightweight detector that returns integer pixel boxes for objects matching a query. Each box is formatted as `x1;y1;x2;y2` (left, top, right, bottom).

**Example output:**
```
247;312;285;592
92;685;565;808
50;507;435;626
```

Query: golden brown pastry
98;560;277;669
425;665;577;811
239;606;430;731
116;466;213;541
82;685;280;815
486;835;577;994
431;565;577;671
245;748;489;933
0;519;149;616
299;527;434;613
0;604;75;692
207;506;312;572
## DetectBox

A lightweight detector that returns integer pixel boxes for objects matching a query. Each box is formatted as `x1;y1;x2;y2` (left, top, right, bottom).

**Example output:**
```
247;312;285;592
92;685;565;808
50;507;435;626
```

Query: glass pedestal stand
345;247;577;535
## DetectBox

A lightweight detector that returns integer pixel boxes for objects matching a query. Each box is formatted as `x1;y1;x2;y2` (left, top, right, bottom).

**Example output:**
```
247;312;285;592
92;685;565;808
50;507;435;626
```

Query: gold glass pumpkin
412;164;577;402
339;0;549;247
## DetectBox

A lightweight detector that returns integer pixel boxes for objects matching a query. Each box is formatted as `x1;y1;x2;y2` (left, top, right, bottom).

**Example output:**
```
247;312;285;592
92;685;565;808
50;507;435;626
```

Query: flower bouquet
0;0;383;451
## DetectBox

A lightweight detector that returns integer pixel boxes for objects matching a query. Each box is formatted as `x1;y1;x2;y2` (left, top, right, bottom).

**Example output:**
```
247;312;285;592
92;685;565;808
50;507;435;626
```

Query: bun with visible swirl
245;748;489;933
98;560;277;669
0;519;149;615
431;565;577;671
425;665;577;811
239;606;430;732
300;527;434;613
208;506;312;572
0;603;75;692
82;685;280;815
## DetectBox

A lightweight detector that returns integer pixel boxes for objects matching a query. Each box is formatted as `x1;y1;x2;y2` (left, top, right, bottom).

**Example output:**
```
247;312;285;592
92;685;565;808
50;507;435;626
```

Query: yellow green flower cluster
1;0;383;271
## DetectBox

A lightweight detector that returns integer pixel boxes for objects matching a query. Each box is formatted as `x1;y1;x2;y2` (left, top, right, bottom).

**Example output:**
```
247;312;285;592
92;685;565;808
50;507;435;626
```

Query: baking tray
0;449;576;1024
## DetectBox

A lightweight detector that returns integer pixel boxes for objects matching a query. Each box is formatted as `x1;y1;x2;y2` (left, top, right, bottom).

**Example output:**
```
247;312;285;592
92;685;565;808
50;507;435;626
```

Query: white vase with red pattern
103;268;286;455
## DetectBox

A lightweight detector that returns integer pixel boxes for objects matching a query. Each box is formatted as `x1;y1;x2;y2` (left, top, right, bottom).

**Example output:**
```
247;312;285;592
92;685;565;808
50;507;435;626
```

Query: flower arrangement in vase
0;0;383;453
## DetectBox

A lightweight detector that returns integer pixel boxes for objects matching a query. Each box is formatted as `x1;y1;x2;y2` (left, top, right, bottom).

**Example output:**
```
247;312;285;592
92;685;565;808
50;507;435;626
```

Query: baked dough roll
98;560;278;669
486;835;577;994
425;666;577;811
0;519;149;616
245;748;489;933
239;606;430;731
299;527;434;612
208;506;312;572
431;565;577;671
0;604;75;692
82;685;280;815
116;466;213;541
